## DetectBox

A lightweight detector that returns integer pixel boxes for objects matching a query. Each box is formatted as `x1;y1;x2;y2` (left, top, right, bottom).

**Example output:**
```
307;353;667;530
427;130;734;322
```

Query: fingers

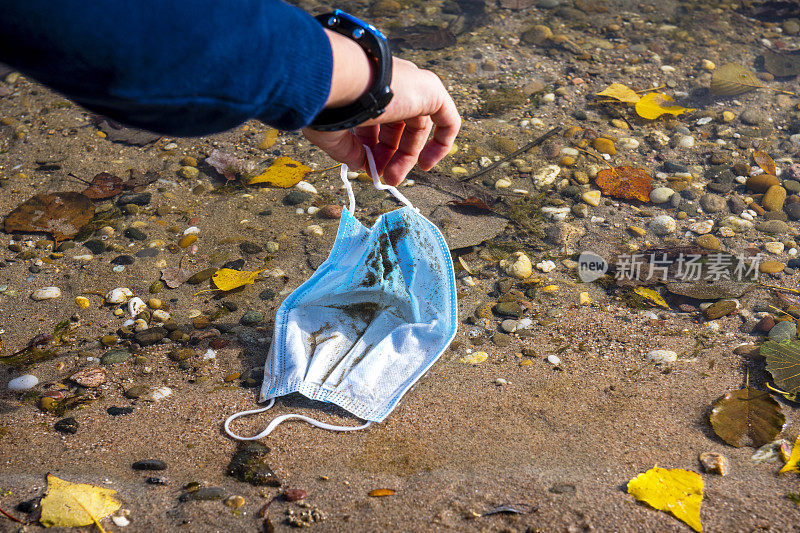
371;122;405;175
418;87;461;171
382;115;433;186
302;128;365;171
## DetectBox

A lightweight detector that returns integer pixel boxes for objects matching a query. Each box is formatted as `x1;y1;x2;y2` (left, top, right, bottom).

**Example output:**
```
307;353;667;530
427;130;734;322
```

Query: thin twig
0;506;24;524
459;127;562;182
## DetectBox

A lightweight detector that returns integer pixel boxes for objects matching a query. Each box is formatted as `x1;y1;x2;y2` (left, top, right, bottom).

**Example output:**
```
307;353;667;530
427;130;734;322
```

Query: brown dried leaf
595;167;652;202
709;387;785;447
93;117;160;146
752;150;776;176
124;169;160;190
762;48;800;78
4;192;94;241
161;265;192;289
82;172;125;200
711;63;764;96
762;340;800;395
447;196;492;211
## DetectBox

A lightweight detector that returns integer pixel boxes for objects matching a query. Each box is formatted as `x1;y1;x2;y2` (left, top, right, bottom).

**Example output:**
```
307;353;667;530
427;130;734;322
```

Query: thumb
302;129;366;171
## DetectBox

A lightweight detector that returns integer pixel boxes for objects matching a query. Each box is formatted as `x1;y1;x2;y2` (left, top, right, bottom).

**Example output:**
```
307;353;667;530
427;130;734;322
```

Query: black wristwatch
308;10;393;131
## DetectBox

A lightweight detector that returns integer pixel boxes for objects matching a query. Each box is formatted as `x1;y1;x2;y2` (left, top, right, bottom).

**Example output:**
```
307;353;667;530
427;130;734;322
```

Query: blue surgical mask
225;147;457;439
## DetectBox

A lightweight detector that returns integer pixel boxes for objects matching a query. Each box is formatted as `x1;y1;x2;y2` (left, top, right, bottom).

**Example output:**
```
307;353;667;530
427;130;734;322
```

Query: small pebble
106;287;134;304
649;215;676;235
646;349;677;364
132;459;167;471
8;374;38;391
31;287;62;301
546;354;561;366
54;417;79;434
699;452;728;476
303;225;324;237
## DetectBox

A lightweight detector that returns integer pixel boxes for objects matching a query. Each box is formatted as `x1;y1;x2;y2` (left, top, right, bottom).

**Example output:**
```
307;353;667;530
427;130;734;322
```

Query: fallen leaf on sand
4;192;95;241
368;489;395;497
447;197;493;211
595;167;652;202
762;339;800;396
161;264;192;289
39;473;120;528
709;387;785;447
596;83;641;104
752;150;776;176
206;150;254;181
212;268;267;291
711;63;764;96
634;93;694;120
249;157;311;187
627;466;703;532
780;432;800;474
633;287;670;309
82;172;125;200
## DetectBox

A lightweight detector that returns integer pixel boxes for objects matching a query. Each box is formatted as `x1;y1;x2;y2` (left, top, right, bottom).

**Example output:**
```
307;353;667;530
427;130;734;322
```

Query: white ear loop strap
224;398;372;440
339;145;415;212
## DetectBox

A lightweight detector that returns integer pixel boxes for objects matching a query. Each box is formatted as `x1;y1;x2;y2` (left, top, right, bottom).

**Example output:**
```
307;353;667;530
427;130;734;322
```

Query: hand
303;33;460;186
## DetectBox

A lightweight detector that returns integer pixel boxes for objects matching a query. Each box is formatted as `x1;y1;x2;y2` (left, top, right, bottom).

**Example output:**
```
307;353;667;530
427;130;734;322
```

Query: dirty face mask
225;147;457;439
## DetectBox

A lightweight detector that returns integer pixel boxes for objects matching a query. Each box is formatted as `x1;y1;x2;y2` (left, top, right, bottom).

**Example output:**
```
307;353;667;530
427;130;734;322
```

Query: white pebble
495;378;508;386
295;181;318;195
689;220;714;235
531;118;545;128
517;318;533;330
303;225;324;237
8;374;38;391
696;117;713;125
735;175;747;184
307;206;320;215
183;226;200;235
542;93;555;103
133;319;149;332
740;211;754;221
649;215;677;235
128;297;146;317
540;206;571;221
347;171;359;179
617;137;640;150
122;319;135;327
462;276;477;287
151;309;171;322
295;208;305;215
105;287;134;304
560;147;579;156
677;135;695;149
536;260;556;272
660;65;676;72
202;349;217;360
789;248;798;257
73;254;93;261
764;242;784;255
111;515;130;527
547;354;561;366
145;386;172;402
646;349;678;364
495;178;512;189
31;287;62;301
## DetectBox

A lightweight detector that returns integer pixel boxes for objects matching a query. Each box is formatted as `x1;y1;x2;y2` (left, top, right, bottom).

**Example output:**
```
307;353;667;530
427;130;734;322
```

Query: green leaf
762;340;800;395
709;387;785;447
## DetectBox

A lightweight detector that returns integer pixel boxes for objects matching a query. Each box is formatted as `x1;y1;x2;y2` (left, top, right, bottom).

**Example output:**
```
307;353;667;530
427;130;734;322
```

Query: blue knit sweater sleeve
0;0;333;135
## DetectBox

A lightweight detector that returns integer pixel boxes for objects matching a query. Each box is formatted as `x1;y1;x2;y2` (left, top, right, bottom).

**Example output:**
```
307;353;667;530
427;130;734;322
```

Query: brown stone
760;260;786;274
756;315;776;332
699;451;729;476
762;185;787;212
695;234;720;250
733;344;762;359
704;300;737;320
745;174;779;193
69;367;108;388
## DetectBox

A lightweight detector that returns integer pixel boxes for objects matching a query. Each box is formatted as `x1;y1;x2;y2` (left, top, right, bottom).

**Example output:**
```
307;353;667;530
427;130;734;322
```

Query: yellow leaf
368;488;396;497
635;93;694;120
460;351;488;365
634;287;670;309
627;466;703;532
259;128;279;150
780;432;800;473
40;474;121;528
249;157;311;187
596;83;641;104
212;268;267;291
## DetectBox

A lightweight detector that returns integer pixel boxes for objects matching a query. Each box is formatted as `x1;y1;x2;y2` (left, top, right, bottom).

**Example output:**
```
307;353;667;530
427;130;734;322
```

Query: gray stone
134;327;168;346
180;487;227;501
650;187;674;204
786;203;800;221
768;320;797;342
101;349;131;365
240;310;264;326
494;302;523;317
740;109;765;125
239;242;263;255
700;194;727;213
755;220;789;234
493;333;511;347
728;196;747;215
650;215;676;235
283;190;310;205
83;239;106;254
500;319;518;333
116;192;152;206
784;180;800;194
124;227;147;241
